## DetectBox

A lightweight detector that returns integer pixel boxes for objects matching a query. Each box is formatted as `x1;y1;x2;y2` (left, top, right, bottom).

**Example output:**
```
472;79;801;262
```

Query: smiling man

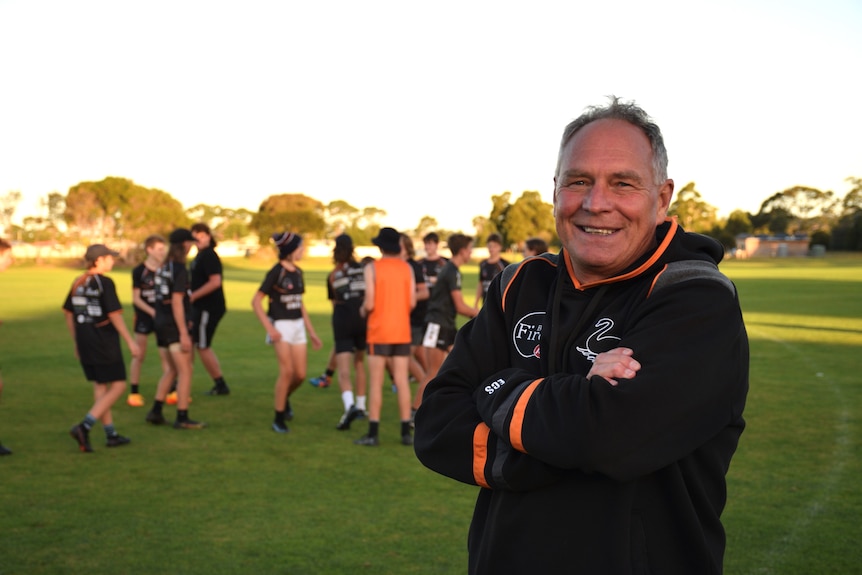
414;97;750;574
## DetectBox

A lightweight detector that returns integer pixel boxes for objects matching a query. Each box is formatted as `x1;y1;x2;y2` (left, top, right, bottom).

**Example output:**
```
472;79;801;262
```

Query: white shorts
267;318;307;345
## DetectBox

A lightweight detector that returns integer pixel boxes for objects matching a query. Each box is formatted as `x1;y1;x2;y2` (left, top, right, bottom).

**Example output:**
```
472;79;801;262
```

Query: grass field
1;254;860;574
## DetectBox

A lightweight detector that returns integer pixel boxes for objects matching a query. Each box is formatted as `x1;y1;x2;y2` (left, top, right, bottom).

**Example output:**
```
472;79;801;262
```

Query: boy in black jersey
326;234;368;430
64;244;140;452
127;234;167;407
252;232;322;433
473;233;509;308
144;229;206;429
189;223;230;396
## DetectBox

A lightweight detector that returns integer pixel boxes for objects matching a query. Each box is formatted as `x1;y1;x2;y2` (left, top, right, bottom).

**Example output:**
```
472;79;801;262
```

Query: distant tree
724;209;753;237
471;216;491;246
185;203;222;224
841;177;862;214
63;185;104;240
668;182;718;233
358;206;387;230
756;186;837;234
415;215;439;238
63;177;188;242
766;207;792;235
16;192;67;241
185;204;253;241
41;192;66;229
830;177;862;250
487;192;511;243
0;190;21;235
324;200;360;236
498;191;555;248
123;188;190;242
251;193;326;245
216;208;253;240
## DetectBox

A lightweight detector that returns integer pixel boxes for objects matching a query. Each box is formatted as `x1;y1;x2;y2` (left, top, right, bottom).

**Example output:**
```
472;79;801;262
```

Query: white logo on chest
576;318;621;362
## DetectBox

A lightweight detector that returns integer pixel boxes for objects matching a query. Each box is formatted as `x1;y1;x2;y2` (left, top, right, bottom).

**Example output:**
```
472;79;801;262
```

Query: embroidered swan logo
575;318;621;362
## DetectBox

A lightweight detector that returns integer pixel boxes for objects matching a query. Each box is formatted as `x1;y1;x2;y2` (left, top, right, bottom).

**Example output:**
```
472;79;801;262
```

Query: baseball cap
169;228;194;243
84;244;120;262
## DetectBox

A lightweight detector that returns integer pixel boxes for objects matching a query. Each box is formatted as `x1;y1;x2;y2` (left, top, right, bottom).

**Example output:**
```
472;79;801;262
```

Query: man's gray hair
555;96;669;186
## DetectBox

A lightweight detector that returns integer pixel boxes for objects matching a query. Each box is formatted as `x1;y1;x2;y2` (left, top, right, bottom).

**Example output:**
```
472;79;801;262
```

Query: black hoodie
414;219;749;575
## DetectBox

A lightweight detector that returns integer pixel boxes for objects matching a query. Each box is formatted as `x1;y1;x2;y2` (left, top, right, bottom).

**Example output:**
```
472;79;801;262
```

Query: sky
1;0;860;234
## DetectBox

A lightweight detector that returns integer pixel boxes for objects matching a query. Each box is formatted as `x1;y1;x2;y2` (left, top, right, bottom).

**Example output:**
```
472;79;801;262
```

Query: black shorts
332;306;367;354
191;308;224;349
367;343;410;357
411;325;425;347
422;322;457;350
335;333;367;354
82;362;127;384
134;310;155;335
154;314;180;347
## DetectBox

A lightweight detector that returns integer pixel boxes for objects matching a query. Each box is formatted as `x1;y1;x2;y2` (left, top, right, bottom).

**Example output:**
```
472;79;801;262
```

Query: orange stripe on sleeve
509;379;543;452
472;423;491;489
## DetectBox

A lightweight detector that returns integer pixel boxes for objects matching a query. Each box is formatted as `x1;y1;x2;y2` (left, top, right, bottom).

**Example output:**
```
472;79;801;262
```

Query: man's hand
129;341;142;359
179;333;192;353
587;347;641;386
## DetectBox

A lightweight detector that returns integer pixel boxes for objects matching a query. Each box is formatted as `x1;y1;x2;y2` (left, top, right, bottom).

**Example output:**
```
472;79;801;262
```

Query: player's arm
301;303;322;350
251;290;280;341
362;263;375;316
451;288;478;319
190;273;221;303
415;275;562;491
474;267;484;307
108;310;141;358
132;288;156;318
170;292;191;351
63;310;79;359
473;279;747;482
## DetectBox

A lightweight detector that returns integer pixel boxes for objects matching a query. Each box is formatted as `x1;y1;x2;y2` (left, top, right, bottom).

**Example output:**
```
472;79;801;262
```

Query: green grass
1;254;861;574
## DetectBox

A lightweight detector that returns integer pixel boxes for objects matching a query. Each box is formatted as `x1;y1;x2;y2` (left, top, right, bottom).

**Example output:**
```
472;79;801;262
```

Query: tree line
2;175;861;251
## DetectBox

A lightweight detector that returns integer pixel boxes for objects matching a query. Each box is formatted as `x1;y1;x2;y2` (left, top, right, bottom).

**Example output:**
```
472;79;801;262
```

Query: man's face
487;241;502;257
96;254;115;272
424;240;438;257
192;230;210;249
553;118;673;284
148;242;167;264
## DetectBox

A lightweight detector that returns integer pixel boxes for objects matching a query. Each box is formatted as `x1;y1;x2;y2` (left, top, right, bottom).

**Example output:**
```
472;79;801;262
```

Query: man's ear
657;178;674;221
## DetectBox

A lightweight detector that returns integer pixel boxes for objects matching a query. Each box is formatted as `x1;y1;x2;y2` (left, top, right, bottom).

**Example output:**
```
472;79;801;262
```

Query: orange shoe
126;393;145;407
165;391;178;405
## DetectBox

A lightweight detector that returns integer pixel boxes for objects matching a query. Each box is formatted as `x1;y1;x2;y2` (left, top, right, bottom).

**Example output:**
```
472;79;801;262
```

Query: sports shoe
69;424;93;453
354;434;379;447
145;410;166;425
0;443;12;456
206;383;230;396
336;405;362;431
285;401;294;421
173;419;206;430
272;421;289;434
126;393;145;407
309;374;331;388
165;391;192;404
401;433;414;446
106;435;131;448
